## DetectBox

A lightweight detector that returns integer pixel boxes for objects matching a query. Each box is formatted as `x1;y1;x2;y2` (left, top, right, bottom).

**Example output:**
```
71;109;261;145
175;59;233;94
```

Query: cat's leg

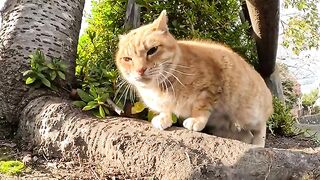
151;112;173;130
250;122;266;147
183;91;212;131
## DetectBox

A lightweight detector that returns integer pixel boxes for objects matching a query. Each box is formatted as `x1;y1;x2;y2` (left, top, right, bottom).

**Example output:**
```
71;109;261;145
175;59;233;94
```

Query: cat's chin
131;77;152;87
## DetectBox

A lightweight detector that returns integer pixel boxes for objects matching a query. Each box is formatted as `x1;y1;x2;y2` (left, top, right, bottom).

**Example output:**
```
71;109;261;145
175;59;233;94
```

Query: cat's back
177;40;257;79
177;40;236;59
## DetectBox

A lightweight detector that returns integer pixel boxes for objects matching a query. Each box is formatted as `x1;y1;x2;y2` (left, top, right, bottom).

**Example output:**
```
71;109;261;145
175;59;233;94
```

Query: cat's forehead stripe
120;26;159;56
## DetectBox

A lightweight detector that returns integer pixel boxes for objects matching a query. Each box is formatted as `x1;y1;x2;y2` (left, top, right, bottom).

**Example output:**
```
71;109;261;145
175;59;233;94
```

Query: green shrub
278;63;301;109
268;97;297;136
302;88;319;107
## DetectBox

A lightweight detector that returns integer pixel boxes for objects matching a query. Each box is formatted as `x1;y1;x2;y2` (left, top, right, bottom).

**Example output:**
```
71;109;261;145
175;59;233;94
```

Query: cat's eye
147;46;158;56
122;57;132;62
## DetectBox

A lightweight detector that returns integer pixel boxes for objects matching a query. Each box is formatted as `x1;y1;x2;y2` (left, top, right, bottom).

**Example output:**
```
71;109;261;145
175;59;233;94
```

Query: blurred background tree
282;0;319;55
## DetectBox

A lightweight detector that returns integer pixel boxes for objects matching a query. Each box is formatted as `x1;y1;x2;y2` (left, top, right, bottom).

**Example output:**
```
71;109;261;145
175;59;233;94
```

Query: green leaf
93;110;102;118
47;63;55;69
82;101;98;111
25;77;36;84
99;105;106;118
72;101;87;108
103;106;110;115
57;71;66;80
39;66;48;72
172;114;178;123
101;93;109;102
59;63;68;71
37;72;46;79
40;77;51;87
50;71;57;81
50;84;58;91
89;87;98;98
131;101;146;114
22;70;33;77
77;89;94;102
147;110;156;122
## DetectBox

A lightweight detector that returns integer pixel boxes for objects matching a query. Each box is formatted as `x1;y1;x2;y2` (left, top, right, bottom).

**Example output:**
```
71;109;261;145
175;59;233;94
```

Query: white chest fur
136;86;193;117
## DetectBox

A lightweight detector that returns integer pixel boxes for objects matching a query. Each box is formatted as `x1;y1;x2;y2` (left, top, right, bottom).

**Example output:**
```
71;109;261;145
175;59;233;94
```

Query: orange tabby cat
115;10;273;147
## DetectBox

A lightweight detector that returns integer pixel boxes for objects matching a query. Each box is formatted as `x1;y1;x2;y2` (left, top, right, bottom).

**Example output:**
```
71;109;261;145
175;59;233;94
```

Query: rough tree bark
124;0;140;30
17;96;320;179
0;0;83;136
0;0;319;179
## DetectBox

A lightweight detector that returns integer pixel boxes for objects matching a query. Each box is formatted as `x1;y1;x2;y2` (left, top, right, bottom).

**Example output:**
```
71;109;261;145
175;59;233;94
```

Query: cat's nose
137;67;147;76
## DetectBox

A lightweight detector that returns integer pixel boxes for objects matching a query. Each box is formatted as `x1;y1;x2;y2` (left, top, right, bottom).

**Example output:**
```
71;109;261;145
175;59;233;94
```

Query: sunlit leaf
99;105;106;118
25;77;36;84
131;101;146;114
172;114;178;123
82;101;98;111
22;70;33;77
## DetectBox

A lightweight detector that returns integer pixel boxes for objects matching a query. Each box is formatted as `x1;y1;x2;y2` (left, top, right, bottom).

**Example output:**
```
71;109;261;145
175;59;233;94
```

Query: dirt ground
0;132;319;179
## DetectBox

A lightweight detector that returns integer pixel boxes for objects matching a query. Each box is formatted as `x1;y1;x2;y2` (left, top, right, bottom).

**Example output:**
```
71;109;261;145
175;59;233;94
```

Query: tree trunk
245;0;279;78
124;0;140;30
245;0;284;98
17;96;320;179
1;0;319;179
0;0;84;137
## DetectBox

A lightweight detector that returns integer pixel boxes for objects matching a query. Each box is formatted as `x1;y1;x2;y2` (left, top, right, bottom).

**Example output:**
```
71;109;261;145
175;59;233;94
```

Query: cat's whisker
165;74;176;99
160;61;192;69
160;72;176;98
169;68;195;76
146;69;160;75
123;84;131;107
129;84;135;103
159;73;169;95
158;76;165;91
114;80;128;100
116;80;126;89
163;70;185;87
116;84;130;105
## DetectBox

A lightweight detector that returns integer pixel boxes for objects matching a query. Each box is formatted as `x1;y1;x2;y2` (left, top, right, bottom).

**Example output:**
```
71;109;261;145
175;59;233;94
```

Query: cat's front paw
151;113;172;130
183;117;206;131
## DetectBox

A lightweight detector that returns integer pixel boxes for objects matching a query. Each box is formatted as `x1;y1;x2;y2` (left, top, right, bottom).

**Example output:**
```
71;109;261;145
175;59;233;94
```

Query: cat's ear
152;10;168;32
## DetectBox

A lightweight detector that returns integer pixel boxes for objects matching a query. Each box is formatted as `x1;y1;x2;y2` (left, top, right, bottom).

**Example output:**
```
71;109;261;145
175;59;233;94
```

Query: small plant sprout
73;87;123;118
22;49;68;90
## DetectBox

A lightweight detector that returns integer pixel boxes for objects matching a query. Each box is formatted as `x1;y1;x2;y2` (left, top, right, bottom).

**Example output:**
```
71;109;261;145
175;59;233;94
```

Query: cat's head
115;10;179;86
